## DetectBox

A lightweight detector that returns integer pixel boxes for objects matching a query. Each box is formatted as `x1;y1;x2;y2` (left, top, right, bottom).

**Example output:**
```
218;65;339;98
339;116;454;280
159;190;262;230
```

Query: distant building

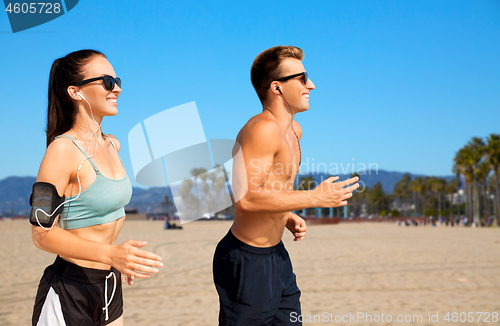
447;189;466;205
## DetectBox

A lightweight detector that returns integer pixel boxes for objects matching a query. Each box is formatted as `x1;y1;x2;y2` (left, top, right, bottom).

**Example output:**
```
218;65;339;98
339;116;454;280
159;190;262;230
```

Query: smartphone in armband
29;182;65;228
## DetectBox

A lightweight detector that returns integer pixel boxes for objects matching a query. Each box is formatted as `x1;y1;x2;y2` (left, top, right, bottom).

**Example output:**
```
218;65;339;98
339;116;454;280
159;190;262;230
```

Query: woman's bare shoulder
106;134;121;152
36;136;80;195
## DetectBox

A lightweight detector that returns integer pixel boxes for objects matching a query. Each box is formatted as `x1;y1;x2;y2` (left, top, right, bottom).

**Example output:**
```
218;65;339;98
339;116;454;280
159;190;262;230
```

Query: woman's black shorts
32;256;123;326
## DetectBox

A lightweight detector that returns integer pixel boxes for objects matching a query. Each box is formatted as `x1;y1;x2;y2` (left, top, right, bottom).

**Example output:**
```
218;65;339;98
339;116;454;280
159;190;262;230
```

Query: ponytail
46;49;105;147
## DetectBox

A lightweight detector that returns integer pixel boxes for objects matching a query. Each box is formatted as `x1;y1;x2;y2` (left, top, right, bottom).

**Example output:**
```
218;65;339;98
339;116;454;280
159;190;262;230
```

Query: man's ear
270;82;281;95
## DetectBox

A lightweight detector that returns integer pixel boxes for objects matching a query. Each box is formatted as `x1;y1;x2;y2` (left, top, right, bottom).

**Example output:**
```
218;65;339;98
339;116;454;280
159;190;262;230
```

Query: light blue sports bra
55;135;133;230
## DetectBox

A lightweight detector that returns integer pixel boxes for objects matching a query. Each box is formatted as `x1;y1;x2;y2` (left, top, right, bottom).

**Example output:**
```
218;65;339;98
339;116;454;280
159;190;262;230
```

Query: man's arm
233;119;359;214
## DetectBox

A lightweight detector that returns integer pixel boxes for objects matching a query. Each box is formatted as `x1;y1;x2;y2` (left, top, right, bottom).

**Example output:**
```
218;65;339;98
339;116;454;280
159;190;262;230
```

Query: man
213;46;359;325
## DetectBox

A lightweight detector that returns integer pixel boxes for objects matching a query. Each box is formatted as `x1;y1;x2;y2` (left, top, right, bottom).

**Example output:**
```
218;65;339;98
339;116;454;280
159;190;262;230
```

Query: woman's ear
67;85;82;101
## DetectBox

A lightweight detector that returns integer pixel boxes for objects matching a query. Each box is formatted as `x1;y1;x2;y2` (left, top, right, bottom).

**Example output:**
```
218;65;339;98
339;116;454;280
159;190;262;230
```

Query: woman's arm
31;138;162;278
32;223;161;278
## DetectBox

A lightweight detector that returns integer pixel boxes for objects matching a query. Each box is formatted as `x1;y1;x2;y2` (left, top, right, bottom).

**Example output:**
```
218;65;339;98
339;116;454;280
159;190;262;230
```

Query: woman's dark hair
46;49;106;147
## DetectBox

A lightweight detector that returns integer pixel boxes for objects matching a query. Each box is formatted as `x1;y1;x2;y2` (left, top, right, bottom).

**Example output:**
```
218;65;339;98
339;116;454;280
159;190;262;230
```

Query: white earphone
77;91;86;101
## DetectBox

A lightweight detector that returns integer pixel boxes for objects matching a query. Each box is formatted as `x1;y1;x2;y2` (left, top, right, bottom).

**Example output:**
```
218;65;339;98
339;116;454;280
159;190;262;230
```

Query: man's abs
231;211;289;247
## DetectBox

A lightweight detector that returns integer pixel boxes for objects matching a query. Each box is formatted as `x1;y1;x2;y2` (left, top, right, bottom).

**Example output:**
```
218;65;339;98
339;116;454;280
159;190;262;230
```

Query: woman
31;49;163;326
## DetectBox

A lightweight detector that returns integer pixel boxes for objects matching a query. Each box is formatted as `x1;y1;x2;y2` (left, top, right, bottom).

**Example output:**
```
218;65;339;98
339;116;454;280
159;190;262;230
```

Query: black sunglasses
72;75;121;91
275;72;308;85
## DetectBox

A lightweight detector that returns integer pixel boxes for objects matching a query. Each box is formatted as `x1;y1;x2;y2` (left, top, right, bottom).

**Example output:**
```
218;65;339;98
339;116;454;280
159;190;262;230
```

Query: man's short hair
251;46;304;104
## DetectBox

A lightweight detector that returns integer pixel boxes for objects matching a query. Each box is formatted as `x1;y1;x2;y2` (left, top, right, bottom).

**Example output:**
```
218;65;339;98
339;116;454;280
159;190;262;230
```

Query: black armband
29;182;66;227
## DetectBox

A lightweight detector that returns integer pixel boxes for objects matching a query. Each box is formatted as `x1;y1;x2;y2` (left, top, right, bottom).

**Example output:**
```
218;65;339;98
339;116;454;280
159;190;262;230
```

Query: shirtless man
213;46;359;325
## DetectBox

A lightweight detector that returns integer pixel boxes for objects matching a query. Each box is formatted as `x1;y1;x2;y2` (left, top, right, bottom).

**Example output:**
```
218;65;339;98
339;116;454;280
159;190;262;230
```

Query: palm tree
487;175;497;224
162;195;173;218
179;178;199;218
454;147;472;220
206;166;230;214
394;174;411;216
410;177;424;216
421;177;435;217
469;138;486;226
430;178;447;218
446;178;460;218
476;161;491;219
369;182;386;216
485;134;500;226
454;145;478;225
347;172;361;217
190;167;207;206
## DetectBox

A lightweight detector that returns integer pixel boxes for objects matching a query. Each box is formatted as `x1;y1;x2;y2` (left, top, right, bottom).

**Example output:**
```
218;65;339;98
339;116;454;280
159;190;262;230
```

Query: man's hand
286;212;307;241
311;176;359;207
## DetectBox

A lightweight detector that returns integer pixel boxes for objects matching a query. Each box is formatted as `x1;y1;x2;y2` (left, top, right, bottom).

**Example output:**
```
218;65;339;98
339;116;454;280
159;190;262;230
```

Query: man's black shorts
213;230;301;326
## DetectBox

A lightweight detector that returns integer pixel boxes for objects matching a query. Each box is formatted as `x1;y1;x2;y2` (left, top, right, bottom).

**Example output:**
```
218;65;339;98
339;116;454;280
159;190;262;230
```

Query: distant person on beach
30;50;162;326
212;46;359;325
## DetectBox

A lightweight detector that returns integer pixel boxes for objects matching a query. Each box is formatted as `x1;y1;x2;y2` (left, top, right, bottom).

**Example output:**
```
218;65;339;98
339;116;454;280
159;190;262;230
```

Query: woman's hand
108;240;163;279
122;273;135;285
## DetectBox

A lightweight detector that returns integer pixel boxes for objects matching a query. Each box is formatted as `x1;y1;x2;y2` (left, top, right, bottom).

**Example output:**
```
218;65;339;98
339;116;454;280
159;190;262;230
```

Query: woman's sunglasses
72;75;121;91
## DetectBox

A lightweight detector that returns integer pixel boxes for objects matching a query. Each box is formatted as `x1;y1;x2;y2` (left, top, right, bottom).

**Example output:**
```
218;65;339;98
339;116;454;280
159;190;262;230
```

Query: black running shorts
213;230;301;326
32;256;123;326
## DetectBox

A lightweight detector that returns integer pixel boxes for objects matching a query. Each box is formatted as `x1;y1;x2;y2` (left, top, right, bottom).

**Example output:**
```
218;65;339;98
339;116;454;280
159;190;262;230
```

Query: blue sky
1;0;499;187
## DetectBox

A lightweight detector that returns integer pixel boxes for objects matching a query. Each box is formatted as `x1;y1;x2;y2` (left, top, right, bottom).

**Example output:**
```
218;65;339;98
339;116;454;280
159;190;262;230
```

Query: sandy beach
1;219;499;325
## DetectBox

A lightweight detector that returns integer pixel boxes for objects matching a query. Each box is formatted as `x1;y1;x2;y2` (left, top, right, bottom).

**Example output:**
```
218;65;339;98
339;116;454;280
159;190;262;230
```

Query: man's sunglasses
275;72;308;85
72;75;121;91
